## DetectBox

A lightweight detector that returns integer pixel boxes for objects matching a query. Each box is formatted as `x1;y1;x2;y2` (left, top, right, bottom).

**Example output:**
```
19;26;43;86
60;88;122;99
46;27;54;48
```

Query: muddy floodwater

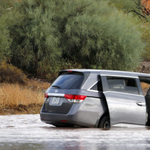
0;115;150;150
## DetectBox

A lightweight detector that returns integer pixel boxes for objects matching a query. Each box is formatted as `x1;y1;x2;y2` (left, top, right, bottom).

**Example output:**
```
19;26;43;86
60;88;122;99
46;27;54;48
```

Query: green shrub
59;0;145;70
108;0;143;16
0;0;146;79
37;59;82;83
141;23;150;61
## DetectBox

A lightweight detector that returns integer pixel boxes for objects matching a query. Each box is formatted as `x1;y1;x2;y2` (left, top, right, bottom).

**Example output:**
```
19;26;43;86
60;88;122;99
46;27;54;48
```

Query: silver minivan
40;69;150;128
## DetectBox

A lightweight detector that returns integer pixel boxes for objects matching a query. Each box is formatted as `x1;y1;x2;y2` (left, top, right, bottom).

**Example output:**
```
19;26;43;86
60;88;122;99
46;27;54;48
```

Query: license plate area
49;97;60;106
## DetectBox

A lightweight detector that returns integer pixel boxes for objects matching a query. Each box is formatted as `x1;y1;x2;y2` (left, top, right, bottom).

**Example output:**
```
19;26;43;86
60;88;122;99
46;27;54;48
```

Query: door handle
136;102;145;106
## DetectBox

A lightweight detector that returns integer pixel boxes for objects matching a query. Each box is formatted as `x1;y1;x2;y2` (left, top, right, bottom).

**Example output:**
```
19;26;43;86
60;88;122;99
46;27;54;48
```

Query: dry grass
141;82;150;96
141;82;150;89
0;60;50;115
26;79;50;91
0;61;27;84
0;83;45;115
1;78;149;115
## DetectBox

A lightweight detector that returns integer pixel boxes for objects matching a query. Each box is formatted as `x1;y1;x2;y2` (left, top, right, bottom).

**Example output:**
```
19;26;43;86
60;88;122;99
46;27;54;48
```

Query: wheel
146;114;150;126
99;116;110;129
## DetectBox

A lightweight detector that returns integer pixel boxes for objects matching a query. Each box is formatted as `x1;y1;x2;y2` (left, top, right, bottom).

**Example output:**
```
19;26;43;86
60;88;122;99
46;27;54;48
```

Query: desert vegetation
1;0;150;114
0;0;148;80
0;84;44;115
0;62;49;115
0;81;49;115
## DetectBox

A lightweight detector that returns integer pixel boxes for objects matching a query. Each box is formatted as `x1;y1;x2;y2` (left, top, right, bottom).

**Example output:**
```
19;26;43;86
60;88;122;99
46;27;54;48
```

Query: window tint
107;77;139;94
90;80;103;91
51;74;84;89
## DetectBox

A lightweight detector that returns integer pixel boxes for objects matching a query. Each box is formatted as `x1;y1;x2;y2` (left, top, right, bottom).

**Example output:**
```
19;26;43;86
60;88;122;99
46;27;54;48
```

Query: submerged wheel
99;116;110;129
53;124;74;127
146;115;150;126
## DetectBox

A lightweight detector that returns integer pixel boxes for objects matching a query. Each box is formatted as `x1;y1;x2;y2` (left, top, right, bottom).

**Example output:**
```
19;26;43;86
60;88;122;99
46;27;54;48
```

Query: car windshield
51;74;84;89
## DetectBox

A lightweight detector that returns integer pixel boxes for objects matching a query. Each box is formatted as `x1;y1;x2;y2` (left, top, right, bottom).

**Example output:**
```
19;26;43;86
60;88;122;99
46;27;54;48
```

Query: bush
0;61;27;84
0;0;146;79
59;0;145;70
0;9;12;62
108;0;150;62
37;59;82;83
141;23;150;61
108;0;143;16
5;0;61;74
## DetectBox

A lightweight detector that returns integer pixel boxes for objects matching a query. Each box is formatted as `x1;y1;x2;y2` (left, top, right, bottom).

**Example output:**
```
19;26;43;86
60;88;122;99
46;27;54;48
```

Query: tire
53;124;73;127
99;116;110;129
146;115;150;126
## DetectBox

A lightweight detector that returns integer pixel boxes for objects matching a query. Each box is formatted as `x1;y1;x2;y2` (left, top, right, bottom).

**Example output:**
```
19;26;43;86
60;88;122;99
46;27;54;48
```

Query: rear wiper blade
52;85;60;88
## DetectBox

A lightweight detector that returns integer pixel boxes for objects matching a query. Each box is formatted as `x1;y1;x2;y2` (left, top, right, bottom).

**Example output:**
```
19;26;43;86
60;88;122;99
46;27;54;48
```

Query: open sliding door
101;75;146;126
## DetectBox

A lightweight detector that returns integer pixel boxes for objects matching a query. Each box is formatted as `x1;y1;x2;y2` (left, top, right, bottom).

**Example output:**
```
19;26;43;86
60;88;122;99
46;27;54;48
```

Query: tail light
44;93;49;99
64;94;86;103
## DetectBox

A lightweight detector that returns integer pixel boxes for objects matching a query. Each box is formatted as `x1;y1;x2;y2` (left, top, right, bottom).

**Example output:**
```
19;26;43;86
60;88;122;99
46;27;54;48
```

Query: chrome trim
47;93;65;97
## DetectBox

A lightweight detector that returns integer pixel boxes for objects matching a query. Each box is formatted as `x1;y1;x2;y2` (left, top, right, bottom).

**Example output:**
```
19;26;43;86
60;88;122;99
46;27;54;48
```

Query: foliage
108;0;150;20
37;59;82;83
6;0;61;74
0;0;13;15
141;23;150;61
0;0;146;82
58;0;145;70
108;0;138;12
0;9;12;62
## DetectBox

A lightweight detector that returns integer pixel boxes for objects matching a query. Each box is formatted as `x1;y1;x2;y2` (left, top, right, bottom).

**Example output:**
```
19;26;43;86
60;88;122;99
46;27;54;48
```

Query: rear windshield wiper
52;85;61;88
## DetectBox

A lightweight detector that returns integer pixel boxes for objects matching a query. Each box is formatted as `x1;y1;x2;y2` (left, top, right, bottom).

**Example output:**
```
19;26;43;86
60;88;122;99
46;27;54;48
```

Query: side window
90;80;103;91
107;77;139;94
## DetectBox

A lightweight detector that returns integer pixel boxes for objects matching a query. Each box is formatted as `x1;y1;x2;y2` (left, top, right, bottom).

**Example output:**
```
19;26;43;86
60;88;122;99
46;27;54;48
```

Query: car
40;69;150;128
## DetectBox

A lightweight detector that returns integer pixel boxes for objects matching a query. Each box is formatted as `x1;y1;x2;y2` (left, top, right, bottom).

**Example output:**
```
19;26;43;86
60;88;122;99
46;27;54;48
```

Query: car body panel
101;74;146;126
103;91;146;125
41;96;106;127
40;69;150;127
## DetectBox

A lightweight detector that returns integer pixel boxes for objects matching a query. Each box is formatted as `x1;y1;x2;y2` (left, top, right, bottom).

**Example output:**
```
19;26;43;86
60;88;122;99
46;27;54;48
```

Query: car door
101;75;146;126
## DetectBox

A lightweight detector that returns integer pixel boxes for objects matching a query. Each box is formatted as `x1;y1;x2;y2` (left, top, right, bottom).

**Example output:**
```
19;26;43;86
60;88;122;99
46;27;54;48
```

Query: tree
0;1;13;62
0;0;146;80
6;0;61;73
108;0;150;63
57;0;145;70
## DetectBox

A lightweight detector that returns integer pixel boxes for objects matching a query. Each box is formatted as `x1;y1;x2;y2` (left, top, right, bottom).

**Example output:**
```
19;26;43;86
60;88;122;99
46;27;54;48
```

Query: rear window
51;74;84;89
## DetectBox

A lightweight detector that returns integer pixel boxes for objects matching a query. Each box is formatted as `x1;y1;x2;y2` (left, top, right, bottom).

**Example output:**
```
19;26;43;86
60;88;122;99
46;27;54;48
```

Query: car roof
62;69;150;78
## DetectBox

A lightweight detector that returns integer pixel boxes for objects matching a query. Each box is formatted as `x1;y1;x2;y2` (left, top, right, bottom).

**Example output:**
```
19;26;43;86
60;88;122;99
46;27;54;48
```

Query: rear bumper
40;97;106;127
40;111;98;127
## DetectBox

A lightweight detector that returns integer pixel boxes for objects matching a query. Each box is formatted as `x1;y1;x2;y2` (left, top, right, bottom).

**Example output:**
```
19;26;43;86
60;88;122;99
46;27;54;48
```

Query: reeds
0;83;44;111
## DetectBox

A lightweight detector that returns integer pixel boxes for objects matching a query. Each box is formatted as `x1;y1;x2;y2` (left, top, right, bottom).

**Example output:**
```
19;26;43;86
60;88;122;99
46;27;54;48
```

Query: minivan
40;69;150;128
